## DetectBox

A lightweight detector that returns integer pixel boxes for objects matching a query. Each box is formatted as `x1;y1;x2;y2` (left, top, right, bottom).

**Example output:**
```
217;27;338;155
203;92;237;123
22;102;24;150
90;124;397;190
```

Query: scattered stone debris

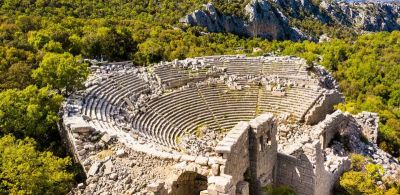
62;56;399;195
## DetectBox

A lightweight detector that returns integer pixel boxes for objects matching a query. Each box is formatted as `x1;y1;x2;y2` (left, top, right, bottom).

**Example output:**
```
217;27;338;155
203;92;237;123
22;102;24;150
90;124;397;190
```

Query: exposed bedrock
181;1;309;41
181;0;400;40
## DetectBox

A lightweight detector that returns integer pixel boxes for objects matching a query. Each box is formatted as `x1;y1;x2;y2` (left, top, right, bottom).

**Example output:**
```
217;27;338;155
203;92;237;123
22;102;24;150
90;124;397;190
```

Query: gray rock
109;173;118;181
101;133;112;144
77;183;85;189
103;160;113;175
88;162;101;176
116;149;126;157
182;1;400;41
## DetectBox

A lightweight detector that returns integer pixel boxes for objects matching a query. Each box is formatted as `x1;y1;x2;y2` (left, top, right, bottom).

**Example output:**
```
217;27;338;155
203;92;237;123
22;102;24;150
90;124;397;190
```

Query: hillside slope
181;0;400;40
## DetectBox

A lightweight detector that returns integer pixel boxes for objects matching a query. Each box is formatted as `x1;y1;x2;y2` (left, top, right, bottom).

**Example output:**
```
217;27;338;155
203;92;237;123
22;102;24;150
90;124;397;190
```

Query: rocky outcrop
323;1;400;32
180;1;309;41
181;0;400;41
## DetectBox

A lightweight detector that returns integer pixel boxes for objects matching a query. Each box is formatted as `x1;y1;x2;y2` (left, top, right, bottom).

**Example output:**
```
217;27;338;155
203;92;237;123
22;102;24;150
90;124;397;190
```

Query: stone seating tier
130;83;320;148
78;56;322;150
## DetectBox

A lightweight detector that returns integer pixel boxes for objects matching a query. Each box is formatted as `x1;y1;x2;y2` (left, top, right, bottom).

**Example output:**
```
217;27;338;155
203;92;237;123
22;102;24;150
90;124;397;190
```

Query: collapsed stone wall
62;56;400;195
276;139;349;195
355;111;379;144
276;152;315;195
311;110;349;149
305;90;343;125
203;113;277;195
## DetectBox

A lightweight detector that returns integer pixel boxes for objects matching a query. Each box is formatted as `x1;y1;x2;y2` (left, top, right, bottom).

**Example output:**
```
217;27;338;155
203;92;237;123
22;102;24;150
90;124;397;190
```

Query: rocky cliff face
180;0;400;41
324;1;400;31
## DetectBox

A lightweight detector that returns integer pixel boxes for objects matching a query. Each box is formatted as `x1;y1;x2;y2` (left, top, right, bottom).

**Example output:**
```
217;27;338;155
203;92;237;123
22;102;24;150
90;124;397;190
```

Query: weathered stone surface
181;1;400;41
101;133;111;144
181;2;308;41
195;156;209;166
103;160;113;175
88;162;101;176
62;56;399;195
116;149;126;157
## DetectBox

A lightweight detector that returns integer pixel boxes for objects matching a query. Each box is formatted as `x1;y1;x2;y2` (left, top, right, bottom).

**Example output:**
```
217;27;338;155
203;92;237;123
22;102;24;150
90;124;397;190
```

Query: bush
0;135;74;194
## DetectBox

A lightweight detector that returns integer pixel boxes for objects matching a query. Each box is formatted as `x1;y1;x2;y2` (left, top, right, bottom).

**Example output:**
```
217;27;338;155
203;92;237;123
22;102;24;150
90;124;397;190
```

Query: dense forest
0;0;399;194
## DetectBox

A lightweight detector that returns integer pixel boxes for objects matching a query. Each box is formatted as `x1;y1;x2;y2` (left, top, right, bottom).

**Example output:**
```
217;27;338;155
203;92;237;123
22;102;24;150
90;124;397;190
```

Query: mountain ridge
181;0;400;41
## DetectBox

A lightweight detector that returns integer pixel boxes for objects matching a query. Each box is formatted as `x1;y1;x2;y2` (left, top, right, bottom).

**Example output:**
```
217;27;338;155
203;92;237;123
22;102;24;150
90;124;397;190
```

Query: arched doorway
170;171;208;195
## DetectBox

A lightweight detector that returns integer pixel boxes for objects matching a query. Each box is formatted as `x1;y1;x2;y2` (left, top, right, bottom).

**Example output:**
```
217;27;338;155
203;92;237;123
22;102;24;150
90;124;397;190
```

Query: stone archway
170;171;208;195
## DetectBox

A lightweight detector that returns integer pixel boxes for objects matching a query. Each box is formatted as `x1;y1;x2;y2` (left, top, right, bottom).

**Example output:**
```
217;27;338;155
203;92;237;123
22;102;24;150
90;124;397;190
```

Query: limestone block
208;157;219;165
171;154;181;161
78;149;87;156
103;160;113;175
88;162;101;176
181;155;196;162
214;176;232;193
116;149;126;157
77;183;85;189
109;173;118;180
84;144;95;151
147;181;165;192
174;161;187;170
101;133;111;143
207;184;219;195
215;145;231;154
195;156;209;166
220;165;226;175
211;164;220;176
185;163;197;172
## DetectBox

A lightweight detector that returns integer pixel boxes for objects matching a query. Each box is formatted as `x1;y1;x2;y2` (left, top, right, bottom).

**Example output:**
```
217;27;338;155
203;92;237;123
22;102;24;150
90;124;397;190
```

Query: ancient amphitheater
62;55;399;195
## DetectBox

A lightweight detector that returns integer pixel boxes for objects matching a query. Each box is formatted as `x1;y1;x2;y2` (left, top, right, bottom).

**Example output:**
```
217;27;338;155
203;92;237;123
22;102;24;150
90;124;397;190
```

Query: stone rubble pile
354;111;379;144
276;114;313;153
63;116;115;163
70;143;175;195
314;65;339;90
62;56;400;195
225;75;242;90
178;126;226;156
328;117;400;179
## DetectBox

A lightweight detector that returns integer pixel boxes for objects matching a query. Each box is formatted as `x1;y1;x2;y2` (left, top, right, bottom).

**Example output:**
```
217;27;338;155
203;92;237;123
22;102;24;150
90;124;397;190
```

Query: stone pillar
212;121;251;195
248;113;277;195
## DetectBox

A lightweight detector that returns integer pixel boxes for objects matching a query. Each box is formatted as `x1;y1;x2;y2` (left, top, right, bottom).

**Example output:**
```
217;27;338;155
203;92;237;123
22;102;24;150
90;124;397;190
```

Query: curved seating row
129;82;321;148
79;59;320;150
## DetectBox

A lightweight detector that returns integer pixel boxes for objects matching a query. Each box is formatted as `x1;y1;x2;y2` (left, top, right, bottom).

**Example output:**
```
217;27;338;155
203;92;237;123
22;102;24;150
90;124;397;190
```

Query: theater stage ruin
62;55;399;195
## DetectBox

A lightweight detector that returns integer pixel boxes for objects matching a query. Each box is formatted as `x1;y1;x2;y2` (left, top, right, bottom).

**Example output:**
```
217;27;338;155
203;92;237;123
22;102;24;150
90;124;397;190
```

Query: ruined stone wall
314;141;350;195
355;112;379;144
276;136;349;195
58;119;81;163
305;90;343;125
276;152;315;195
204;113;278;195
249;113;277;194
215;121;250;193
312;110;349;149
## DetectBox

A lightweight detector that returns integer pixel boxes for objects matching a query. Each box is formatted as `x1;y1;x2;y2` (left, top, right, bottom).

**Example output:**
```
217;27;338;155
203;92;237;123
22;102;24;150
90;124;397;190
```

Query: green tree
0;135;73;194
32;52;89;95
0;85;63;146
339;154;399;195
